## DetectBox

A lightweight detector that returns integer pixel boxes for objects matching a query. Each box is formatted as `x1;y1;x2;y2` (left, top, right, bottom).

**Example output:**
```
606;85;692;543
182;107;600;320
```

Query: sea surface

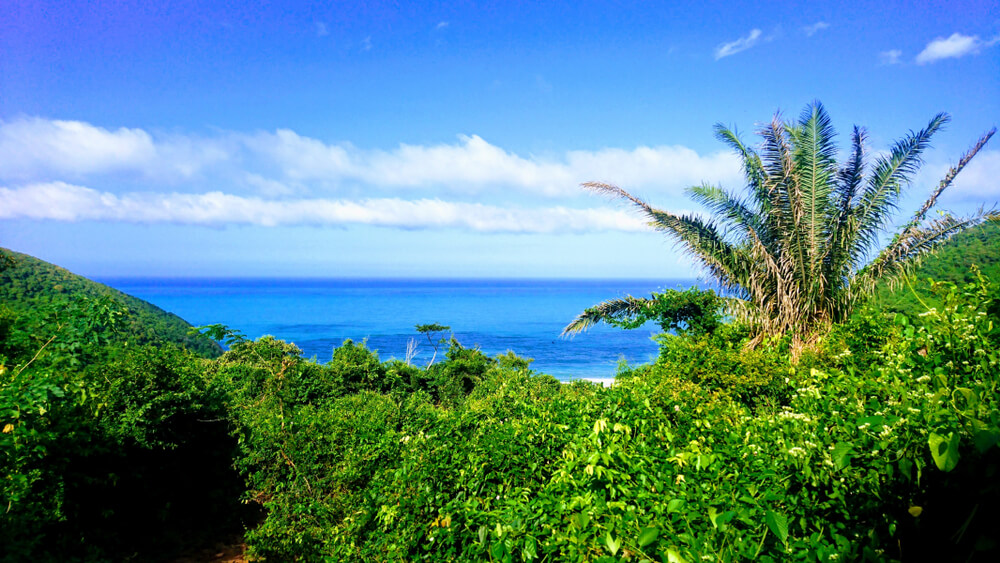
97;278;699;382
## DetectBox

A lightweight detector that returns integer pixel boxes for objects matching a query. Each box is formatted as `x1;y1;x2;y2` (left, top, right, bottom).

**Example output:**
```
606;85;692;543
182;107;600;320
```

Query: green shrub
2;312;244;561
652;324;791;410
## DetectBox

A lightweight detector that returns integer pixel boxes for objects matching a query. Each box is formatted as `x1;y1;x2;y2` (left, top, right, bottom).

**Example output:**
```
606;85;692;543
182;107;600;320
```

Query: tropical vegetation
565;102;996;349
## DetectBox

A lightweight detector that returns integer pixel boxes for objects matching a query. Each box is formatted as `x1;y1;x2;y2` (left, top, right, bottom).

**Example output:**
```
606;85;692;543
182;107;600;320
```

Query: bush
2;316;244;561
651;324;792;410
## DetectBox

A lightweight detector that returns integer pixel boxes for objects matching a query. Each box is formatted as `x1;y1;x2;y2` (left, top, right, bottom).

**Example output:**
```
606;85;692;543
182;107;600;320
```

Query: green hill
873;220;1000;315
0;248;222;358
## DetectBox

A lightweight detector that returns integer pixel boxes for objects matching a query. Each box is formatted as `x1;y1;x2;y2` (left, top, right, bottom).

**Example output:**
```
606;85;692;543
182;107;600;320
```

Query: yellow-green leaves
637;525;659;547
928;431;961;472
593;418;608;434
604;530;620;556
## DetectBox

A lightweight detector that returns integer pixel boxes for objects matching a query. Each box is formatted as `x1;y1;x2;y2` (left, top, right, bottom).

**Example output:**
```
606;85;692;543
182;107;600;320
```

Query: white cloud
315;22;329;37
802;22;829;37
915;32;997;64
0;117;230;182
0;117;743;199
435;21;449;30
361;36;372;51
243;129;354;182
0;117;156;178
714;29;762;60
0;182;652;233
879;49;903;65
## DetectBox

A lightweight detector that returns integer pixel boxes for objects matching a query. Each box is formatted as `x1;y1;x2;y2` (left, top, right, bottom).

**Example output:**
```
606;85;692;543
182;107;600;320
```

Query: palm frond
583;182;657;215
852;113;949;265
825;126;868;287
687;182;761;237
760;115;811;300
835;126;868;212
562;295;659;335
714;124;767;203
855;210;990;294
865;127;996;282
791;101;838;296
585;182;748;292
646;209;749;293
904;127;995;231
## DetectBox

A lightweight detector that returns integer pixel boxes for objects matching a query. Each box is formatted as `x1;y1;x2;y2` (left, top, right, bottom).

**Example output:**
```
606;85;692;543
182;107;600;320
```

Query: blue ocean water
97;278;699;382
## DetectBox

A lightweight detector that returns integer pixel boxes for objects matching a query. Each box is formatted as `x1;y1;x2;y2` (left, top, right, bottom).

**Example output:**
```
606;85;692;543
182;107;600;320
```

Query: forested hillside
0;248;221;358
874;220;1000;316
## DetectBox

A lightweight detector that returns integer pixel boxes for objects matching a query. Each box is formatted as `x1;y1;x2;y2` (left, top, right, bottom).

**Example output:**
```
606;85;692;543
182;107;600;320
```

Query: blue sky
1;0;998;278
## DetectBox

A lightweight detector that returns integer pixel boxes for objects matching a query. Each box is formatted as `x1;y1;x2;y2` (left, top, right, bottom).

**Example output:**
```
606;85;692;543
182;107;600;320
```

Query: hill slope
874;220;1000;315
0;248;222;358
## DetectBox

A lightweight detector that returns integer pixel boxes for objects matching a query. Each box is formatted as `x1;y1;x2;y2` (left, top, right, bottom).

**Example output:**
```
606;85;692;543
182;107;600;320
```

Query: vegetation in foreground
2;244;1000;562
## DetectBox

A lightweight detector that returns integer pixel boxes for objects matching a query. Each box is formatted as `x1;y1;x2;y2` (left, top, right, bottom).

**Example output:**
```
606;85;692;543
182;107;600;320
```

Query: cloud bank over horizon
0;181;657;233
0;116;741;233
3;116;996;234
0;117;742;198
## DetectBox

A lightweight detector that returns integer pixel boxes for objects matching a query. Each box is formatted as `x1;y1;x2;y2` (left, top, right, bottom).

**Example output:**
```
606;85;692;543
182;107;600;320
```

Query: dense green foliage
206;273;998;562
1;296;245;561
570;103;995;347
0;248;222;358
3;247;1000;561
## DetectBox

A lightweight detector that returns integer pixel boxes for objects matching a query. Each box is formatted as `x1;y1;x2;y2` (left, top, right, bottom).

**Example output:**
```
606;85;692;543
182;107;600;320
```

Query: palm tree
565;102;995;348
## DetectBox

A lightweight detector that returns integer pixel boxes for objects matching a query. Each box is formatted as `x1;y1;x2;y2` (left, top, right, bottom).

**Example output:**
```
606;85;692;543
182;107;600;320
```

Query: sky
1;0;998;278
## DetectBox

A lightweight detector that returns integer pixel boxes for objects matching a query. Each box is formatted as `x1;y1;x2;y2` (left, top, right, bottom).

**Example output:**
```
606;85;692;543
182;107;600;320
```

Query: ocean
97;278;699;382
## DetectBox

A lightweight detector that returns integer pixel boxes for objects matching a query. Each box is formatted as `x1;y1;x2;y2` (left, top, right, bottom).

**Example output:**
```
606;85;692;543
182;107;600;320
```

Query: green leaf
490;541;505;560
605;531;620;556
522;536;538;561
928;431;961;472
765;510;789;545
638;526;659;547
857;415;885;428
952;387;978;413
707;507;719;528
832;442;853;470
667;498;686;513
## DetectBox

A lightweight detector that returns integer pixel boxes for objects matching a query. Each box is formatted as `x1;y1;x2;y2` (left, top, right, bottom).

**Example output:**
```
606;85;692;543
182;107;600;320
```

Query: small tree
415;323;450;366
